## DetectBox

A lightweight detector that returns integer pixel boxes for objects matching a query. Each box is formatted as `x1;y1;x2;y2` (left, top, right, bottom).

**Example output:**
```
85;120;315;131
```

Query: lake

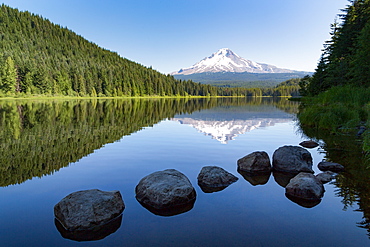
0;97;368;247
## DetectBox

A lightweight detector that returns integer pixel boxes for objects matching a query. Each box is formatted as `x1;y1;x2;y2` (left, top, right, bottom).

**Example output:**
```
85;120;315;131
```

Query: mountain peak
172;48;296;75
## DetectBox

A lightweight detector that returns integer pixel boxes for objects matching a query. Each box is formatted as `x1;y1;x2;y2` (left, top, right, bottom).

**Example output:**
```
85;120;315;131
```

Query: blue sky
3;0;349;73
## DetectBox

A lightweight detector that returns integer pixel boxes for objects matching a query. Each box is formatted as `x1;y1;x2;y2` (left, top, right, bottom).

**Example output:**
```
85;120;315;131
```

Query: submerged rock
316;171;336;184
318;161;344;172
238;170;271;186
54;189;125;231
299;140;319;148
237;151;271;173
272;146;313;174
285;172;325;201
135;169;196;211
197;166;238;193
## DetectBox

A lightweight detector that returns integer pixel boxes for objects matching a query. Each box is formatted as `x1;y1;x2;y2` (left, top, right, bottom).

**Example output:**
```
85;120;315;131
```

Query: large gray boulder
285;172;325;201
318;161;344;172
197;166;238;193
135;169;196;210
54;189;125;231
237;151;271;173
272;146;313;174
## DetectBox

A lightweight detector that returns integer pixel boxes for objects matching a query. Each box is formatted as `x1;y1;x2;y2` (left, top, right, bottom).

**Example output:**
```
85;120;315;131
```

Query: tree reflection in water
298;118;370;238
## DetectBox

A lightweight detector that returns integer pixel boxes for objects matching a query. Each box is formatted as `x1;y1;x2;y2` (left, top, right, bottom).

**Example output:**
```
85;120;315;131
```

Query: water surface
0;98;368;246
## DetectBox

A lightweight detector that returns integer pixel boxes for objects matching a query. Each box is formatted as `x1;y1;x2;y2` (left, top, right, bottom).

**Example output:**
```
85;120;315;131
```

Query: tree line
300;0;370;95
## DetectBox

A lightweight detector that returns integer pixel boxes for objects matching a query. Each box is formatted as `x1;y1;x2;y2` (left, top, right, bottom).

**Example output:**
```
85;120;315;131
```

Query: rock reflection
238;170;271;186
138;199;196;217
285;194;322;208
55;214;122;242
272;171;296;188
198;184;228;193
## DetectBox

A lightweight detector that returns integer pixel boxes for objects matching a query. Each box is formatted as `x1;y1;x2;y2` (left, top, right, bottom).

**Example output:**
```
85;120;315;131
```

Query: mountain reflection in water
1;97;369;246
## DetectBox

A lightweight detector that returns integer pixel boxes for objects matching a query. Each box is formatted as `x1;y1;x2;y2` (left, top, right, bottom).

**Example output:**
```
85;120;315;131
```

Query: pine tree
350;20;370;86
0;56;17;93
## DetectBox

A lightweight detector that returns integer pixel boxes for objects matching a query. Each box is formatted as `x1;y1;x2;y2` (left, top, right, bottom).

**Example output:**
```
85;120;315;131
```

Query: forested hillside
298;0;370;153
301;0;370;95
0;4;261;97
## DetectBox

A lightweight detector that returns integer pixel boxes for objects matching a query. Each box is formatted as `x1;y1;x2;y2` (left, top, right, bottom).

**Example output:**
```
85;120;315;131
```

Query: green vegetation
296;1;370;236
0;4;262;98
298;0;370;152
298;85;370;132
301;0;370;96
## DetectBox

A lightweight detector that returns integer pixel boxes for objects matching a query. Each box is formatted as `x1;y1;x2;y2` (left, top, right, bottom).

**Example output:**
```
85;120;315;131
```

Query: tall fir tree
0;56;17;93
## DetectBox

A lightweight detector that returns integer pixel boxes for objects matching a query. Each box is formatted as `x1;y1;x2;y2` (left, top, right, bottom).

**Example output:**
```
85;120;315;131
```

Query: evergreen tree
350;21;370;86
304;0;370;95
0;56;17;93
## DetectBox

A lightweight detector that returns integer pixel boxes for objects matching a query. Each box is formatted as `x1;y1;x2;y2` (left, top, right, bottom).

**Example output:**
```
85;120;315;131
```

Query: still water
0;97;368;246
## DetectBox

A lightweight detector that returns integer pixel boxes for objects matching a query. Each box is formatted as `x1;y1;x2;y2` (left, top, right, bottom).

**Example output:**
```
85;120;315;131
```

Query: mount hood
171;48;297;75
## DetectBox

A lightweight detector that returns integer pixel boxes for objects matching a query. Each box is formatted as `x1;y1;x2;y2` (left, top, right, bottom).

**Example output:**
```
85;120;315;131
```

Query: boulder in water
135;169;196;211
197;166;238;193
237;151;271;174
285;172;325;201
318;161;344;172
54;189;125;231
299;140;319;148
272;146;313;174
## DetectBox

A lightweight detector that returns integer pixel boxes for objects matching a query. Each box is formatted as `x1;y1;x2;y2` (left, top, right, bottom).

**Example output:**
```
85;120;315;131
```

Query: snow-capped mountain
171;48;296;75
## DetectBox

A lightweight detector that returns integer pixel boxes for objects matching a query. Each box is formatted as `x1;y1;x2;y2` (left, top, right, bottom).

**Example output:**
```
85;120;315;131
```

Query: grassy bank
297;85;370;152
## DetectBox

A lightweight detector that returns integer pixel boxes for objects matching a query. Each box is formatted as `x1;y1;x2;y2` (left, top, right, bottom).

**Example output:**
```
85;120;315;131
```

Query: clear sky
2;0;349;74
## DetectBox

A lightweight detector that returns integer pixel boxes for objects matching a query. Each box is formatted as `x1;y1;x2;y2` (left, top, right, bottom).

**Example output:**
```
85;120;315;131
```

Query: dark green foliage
304;0;370;95
298;85;370;131
0;4;254;97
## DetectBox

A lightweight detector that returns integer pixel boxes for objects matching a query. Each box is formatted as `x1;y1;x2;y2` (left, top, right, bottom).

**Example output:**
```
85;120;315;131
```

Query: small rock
237;151;271;173
318;161;344;172
135;169;196;210
285;172;325;201
272;146;314;174
299;140;319;148
197;166;238;193
54;189;125;231
316;171;336;184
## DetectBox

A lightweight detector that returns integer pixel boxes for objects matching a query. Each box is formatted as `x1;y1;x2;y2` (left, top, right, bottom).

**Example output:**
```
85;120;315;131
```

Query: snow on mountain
171;48;296;75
